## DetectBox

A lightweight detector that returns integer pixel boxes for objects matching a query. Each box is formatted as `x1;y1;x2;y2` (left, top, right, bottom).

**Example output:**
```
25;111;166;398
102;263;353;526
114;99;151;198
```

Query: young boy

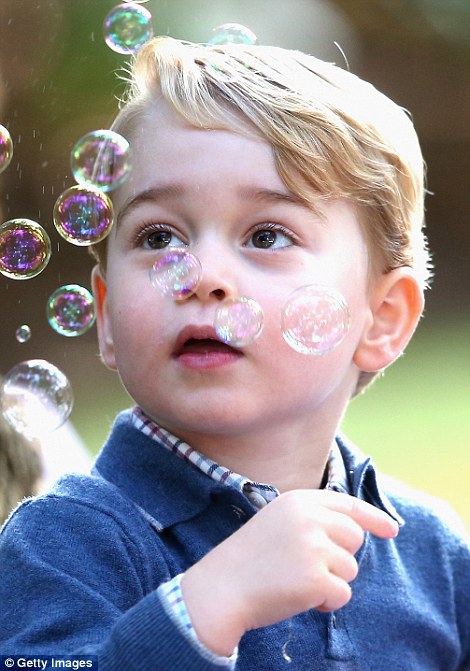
1;37;469;670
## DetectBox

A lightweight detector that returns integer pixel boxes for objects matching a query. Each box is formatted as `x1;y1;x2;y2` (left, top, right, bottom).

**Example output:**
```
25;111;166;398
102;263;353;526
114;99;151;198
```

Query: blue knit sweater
1;410;469;670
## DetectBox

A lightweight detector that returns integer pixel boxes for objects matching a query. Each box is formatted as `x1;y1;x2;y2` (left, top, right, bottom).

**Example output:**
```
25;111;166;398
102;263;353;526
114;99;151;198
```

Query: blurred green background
0;0;469;530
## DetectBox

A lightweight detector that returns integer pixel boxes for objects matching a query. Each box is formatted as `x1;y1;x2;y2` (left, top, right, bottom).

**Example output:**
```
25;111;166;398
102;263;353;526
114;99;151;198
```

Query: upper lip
173;325;234;356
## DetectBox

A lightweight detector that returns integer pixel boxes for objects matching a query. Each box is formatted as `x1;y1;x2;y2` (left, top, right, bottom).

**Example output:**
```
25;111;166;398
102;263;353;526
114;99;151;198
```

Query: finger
315;574;352;612
317;491;399;539
328;545;359;584
319;510;365;555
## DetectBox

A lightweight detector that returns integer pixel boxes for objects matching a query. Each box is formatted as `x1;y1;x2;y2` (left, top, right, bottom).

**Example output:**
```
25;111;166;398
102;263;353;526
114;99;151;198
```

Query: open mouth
178;337;238;355
173;326;243;367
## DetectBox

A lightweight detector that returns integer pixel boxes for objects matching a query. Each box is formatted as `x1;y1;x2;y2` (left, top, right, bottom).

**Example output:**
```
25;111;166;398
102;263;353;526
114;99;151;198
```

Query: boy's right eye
136;224;186;250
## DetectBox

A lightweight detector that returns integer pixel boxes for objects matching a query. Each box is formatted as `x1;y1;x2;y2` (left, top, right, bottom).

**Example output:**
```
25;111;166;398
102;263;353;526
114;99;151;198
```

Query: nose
190;247;238;303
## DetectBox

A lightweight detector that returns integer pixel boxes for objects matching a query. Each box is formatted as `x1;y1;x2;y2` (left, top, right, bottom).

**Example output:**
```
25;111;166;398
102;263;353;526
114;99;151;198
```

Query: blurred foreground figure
0;415;42;525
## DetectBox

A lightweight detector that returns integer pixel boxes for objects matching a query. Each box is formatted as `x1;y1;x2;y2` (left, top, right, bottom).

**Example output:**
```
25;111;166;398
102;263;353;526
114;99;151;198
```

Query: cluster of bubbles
101;1;256;55
0;120;125;438
0;1;147;437
53;127;133;248
0;9;260;438
148;249;351;352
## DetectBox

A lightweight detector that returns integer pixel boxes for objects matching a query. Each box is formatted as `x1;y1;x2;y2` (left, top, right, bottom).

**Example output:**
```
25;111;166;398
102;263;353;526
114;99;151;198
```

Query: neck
162;417;337;493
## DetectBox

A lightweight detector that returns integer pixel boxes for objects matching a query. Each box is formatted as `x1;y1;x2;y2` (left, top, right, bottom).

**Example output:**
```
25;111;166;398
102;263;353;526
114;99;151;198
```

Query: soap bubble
0;219;51;280
281;285;350;355
71;129;131;192
53;185;114;246
150;248;202;301
104;3;154;55
16;324;31;343
1;359;73;438
47;284;96;337
0;124;13;174
214;297;264;347
208;23;257;46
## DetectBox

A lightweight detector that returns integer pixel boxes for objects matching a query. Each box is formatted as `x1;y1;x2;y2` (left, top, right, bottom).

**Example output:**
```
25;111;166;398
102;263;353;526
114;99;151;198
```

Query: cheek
106;278;167;352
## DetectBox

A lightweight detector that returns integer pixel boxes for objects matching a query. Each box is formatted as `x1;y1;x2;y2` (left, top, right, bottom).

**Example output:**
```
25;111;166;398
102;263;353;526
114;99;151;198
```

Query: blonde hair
91;36;431;392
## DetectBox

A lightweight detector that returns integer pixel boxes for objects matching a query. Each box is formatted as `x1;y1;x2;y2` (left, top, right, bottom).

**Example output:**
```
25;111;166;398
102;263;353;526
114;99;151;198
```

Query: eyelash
132;221;299;249
245;222;299;247
132;222;186;249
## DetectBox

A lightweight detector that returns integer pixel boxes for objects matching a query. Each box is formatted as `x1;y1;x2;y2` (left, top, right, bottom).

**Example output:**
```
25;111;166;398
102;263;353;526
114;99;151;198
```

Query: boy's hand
182;490;398;657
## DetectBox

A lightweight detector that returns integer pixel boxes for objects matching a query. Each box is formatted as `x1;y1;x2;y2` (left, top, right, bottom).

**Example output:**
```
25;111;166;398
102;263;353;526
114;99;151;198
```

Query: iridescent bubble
0;219;51;280
0;124;13;174
16;324;31;343
53;185;114;246
47;284;96;337
71;129;131;192
150;248;202;301
1;359;74;438
281;285;350;355
103;3;154;55
208;23;257;46
214;297;264;347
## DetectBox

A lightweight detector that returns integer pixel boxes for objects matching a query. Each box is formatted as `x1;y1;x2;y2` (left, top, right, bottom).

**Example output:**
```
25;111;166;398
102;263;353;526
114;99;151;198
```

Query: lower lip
175;350;243;370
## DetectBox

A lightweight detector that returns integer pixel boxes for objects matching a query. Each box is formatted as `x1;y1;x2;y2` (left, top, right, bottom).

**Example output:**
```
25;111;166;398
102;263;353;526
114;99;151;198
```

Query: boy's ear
91;265;117;371
353;268;424;373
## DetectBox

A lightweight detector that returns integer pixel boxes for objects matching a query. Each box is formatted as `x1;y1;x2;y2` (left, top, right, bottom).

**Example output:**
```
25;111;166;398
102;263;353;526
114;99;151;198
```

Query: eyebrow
237;186;311;208
117;185;186;225
117;183;311;225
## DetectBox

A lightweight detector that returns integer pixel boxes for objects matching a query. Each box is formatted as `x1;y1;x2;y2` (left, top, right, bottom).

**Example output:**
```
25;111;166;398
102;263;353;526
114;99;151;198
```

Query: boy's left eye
246;227;293;249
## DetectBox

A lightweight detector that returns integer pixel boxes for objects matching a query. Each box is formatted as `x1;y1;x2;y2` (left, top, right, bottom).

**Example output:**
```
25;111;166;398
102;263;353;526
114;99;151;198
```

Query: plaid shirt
131;406;351;662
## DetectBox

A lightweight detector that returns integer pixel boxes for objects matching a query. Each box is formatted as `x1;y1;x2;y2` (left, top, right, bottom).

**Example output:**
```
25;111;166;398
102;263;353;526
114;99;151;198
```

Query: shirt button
247;491;268;509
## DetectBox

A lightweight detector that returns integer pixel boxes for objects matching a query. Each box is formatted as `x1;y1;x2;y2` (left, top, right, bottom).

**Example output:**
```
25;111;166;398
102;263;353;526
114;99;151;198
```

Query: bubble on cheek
103;3;154;55
281;285;350;355
214;297;264;347
208;23;257;45
1;359;74;438
0;124;13;174
149;249;202;300
53;185;114;246
16;324;31;343
0;219;51;280
71;130;132;192
47;284;96;337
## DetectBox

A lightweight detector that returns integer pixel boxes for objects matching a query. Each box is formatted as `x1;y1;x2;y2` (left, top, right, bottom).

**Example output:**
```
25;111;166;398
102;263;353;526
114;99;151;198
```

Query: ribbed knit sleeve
0;484;232;670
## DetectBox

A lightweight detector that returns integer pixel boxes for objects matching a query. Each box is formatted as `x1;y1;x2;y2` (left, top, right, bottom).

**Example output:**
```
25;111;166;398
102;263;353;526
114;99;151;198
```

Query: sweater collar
94;410;217;529
94;409;403;530
336;433;405;526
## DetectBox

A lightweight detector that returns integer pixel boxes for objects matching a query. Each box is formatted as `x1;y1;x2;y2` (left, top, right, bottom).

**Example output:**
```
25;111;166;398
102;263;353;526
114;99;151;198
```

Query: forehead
113;99;289;210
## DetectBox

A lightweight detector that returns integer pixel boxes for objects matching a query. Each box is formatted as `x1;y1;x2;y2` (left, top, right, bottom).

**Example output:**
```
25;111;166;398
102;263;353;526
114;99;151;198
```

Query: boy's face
94;99;373;444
